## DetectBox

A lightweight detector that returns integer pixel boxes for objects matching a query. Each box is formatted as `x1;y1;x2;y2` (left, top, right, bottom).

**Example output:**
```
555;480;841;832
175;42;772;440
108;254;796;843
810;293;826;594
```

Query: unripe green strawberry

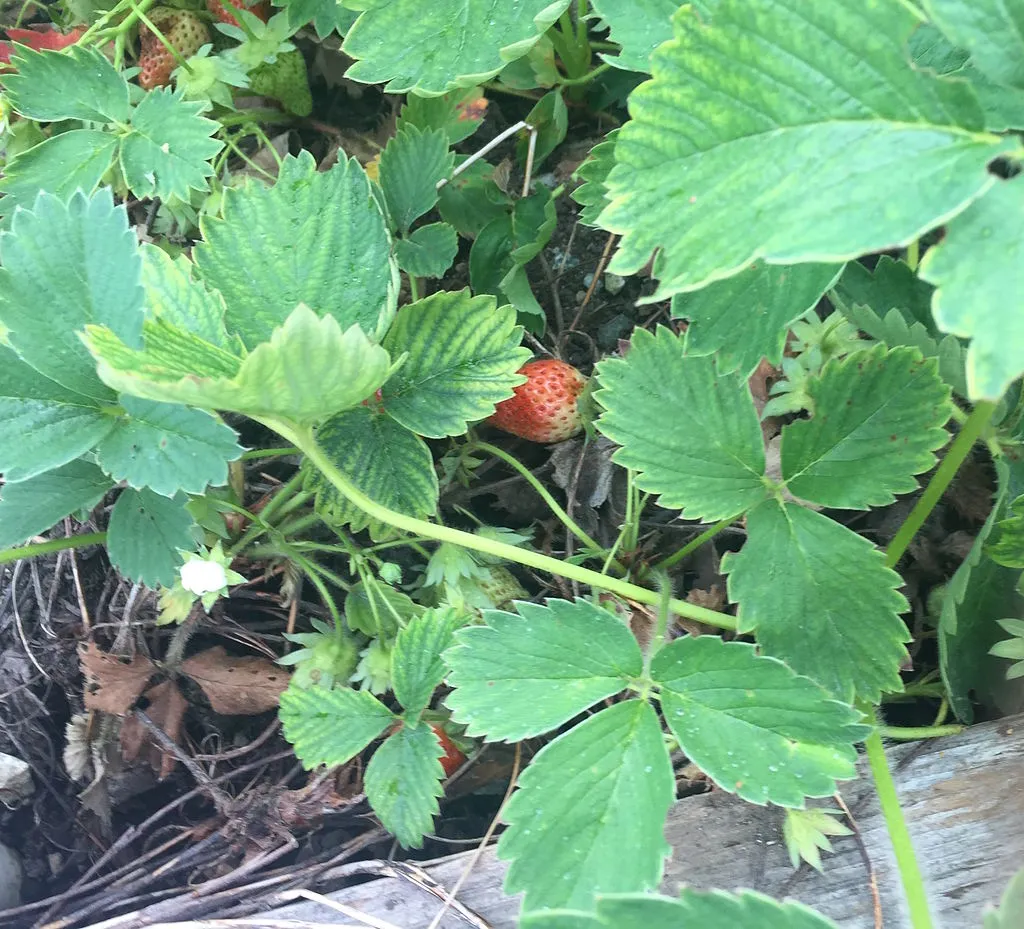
138;8;209;90
278;618;358;689
249;48;312;116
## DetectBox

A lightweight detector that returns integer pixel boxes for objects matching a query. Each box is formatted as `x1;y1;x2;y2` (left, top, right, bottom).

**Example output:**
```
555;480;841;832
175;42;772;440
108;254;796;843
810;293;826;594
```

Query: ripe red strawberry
488;359;587;443
0;25;85;70
431;725;466;778
138;8;209;90
206;0;271;26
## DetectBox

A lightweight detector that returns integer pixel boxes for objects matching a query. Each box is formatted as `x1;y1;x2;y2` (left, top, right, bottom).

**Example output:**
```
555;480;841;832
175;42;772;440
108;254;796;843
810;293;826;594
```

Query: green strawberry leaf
398;87;486;145
571;129;618;227
284;0;358;37
989;496;1024;568
96;397;241;496
673;262;844;377
195;152;396;348
377;126;454;235
985;867;1024;929
139;245;233;349
925;0;1024;89
589;0;676;72
2;45;131;122
345;580;423;638
783;807;852;872
0;130;118;220
0;460;112;550
380;289;530;438
342;0;571;94
601;0;1010;300
444;598;642;742
833;256;935;331
595;326;767;521
920;176;1024;400
279;684;396;768
499;700;673;911
781;346;953;509
652;637;867;807
87;305;392;425
305;405;438;537
0;189;143;402
0;346;116;482
519;889;841;929
519;90;567;167
437;160;512;239
393;222;458;278
724;498;910;703
392;608;462;718
119;89;224;202
940;456;1024;721
106;488;197;587
364;721;445;847
830;285;968;399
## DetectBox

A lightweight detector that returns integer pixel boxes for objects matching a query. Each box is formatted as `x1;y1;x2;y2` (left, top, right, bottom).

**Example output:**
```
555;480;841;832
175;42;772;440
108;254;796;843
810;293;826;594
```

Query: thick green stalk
270;420;738;631
864;729;933;929
0;532;107;565
885;401;997;568
875;724;963;741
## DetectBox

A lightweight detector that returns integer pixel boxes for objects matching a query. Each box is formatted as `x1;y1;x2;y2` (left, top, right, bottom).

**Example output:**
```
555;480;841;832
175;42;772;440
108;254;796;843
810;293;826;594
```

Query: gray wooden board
268;715;1024;929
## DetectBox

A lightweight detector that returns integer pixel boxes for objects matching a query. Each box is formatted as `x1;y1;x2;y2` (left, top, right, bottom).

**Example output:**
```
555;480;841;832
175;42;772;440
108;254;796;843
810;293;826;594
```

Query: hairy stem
885;401;997;568
0;532;107;566
875;724;962;741
650;516;735;574
272;420;738;631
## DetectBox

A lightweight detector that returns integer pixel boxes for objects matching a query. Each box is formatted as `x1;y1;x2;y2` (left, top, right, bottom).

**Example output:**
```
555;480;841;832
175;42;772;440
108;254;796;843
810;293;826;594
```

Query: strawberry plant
1;0;1023;926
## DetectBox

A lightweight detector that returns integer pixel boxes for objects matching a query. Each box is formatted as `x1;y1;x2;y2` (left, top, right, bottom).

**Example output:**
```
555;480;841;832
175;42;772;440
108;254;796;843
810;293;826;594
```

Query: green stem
408;274;420;302
271;420;739;631
272;511;323;540
471;441;618;568
876;724;962;741
864;728;933;929
559;62;611;87
0;532;107;566
240;446;301;461
216;108;295;128
651;517;734;574
885;401;997;568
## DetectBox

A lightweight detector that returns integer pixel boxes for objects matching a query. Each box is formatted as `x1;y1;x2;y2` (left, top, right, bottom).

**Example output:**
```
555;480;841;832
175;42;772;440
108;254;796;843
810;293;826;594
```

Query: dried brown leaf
180;646;289;716
80;643;156;715
120;680;188;779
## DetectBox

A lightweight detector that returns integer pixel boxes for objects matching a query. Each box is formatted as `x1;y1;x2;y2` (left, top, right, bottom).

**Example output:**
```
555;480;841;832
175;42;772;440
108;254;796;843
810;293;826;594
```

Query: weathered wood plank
269;715;1024;928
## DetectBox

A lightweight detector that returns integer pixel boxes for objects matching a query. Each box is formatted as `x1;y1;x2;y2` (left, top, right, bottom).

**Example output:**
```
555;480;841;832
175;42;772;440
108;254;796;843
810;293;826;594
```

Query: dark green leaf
381;289;529;438
279;684;396;768
590;0;677;72
653;637;867;807
378;126;453;235
674;262;843;376
119;89;223;202
394;222;458;278
0;130;117;219
445;598;642;742
3;45;130;122
106;488;197;587
781;346;952;509
0;189;142;401
499;700;673;911
724;499;910;703
924;0;1024;89
96;397;241;496
0;346;116;481
364;722;444;847
392;608;462;717
595;326;767;521
195;152;396;347
518;90;567;167
307;405;438;537
398;87;486;145
0;461;111;549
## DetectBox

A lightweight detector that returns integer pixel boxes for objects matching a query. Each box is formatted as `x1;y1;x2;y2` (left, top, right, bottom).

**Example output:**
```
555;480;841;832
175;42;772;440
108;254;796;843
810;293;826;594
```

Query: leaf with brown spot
120;680;188;779
80;642;156;715
180;646;289;715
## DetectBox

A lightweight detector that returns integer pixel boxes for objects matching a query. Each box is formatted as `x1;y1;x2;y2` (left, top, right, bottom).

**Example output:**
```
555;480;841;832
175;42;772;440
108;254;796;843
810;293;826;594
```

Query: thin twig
521;124;538;198
66;517;92;634
569;232;617;331
436;121;531;190
834;792;883;929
